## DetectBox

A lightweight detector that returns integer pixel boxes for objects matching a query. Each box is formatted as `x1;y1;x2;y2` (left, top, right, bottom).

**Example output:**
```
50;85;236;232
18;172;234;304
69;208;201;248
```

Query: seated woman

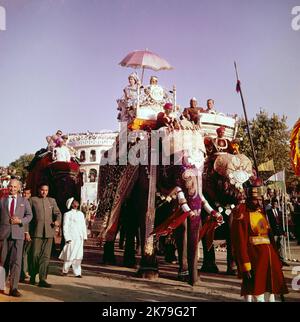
123;72;140;108
118;73;140;122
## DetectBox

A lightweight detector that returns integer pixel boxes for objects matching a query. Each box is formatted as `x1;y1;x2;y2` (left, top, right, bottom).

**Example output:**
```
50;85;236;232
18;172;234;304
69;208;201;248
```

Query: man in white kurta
59;198;87;277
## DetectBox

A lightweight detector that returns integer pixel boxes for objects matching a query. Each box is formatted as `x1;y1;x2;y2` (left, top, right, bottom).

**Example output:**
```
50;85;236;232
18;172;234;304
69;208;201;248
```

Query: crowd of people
1;177;298;301
0;179;87;297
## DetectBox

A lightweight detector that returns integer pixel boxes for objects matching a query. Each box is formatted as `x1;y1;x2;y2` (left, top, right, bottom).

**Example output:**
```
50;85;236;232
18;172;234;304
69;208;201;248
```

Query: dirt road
1;240;299;302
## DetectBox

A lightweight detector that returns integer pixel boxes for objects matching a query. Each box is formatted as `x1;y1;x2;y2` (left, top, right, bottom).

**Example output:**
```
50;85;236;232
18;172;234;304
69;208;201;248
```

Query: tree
237;109;299;187
9;153;34;182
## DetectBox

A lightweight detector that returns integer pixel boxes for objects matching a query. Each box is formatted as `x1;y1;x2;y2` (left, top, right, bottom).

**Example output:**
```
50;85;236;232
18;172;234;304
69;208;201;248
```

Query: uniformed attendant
231;185;288;302
28;184;61;288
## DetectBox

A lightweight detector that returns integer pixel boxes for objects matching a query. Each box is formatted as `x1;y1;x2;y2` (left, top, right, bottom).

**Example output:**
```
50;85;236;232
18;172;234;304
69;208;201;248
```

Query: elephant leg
137;212;158;279
164;238;177;264
200;237;219;274
187;215;201;286
175;222;189;282
122;196;138;267
119;224;125;249
102;241;116;265
124;231;136;268
136;167;159;279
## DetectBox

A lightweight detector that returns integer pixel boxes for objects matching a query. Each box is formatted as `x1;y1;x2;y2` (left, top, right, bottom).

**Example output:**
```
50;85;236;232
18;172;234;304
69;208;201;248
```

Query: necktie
10;197;15;217
274;209;279;224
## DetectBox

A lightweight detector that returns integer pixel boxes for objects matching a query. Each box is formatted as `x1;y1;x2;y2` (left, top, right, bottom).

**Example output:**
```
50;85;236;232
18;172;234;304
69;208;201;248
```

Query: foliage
237;109;300;187
9;153;34;182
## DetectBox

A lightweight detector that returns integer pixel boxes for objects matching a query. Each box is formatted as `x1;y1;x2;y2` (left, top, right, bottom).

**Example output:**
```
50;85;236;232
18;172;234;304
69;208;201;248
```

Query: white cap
66;197;74;210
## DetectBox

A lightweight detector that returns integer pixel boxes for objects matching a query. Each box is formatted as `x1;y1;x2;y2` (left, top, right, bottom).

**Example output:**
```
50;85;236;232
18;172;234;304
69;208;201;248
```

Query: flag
267;170;285;182
290;118;300;176
258;159;275;172
236;80;241;93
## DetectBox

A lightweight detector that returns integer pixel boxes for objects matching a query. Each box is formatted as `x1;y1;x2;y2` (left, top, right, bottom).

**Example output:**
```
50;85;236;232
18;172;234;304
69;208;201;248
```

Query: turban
216;126;225;134
163;103;173;110
66;197;74;210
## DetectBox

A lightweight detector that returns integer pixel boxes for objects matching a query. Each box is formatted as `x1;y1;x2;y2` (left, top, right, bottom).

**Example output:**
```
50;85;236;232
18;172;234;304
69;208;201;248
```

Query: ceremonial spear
234;62;259;174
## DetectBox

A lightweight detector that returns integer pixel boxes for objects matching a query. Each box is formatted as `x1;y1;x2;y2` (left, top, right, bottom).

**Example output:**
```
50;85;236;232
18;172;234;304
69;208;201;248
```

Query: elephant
26;152;82;212
201;152;253;274
26;152;83;251
95;120;222;285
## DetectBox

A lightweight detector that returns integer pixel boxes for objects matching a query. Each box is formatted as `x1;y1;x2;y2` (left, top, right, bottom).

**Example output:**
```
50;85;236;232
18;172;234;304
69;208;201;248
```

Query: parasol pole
234;62;259;175
173;85;177;113
141;66;145;84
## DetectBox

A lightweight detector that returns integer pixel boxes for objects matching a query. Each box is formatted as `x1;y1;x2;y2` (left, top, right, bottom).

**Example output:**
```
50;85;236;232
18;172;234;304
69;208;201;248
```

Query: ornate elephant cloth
214;153;252;190
95;163;139;242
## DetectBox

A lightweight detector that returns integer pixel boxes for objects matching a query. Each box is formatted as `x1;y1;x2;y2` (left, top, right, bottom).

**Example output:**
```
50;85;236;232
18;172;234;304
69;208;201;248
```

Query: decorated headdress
245;185;265;200
216;126;226;135
163;102;173;111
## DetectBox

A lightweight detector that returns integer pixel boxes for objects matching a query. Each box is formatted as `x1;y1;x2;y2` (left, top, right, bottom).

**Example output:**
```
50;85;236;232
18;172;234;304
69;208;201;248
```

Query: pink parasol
119;49;173;82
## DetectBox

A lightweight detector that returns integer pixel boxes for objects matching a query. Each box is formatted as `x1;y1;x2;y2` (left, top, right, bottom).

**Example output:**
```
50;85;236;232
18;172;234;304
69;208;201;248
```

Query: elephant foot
178;271;189;282
123;258;137;268
102;242;116;265
199;264;219;274
188;277;201;287
137;269;159;280
137;255;159;279
102;256;116;265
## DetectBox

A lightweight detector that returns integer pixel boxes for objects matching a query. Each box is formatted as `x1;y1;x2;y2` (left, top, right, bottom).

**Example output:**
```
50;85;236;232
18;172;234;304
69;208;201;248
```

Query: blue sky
0;0;299;165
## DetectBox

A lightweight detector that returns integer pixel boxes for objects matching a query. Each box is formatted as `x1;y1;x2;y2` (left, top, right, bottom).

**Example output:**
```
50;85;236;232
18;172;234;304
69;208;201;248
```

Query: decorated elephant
26;151;83;250
26;152;82;212
201;151;253;274
95;120;222;285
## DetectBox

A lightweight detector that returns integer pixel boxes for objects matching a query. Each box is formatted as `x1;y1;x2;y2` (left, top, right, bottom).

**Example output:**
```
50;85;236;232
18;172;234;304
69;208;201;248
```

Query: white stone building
67;131;118;204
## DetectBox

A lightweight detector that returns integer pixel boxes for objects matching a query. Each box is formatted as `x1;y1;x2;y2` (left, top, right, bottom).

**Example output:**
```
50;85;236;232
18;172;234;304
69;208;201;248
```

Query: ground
0;239;299;302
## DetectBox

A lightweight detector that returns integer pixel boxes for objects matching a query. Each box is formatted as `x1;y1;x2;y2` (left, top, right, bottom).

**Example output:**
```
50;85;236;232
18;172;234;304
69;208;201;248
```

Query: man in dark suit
0;179;32;297
28;184;61;288
20;188;32;282
266;198;289;266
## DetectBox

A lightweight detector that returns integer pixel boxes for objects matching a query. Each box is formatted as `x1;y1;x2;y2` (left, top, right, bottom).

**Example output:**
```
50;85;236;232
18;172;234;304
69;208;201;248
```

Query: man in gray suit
0;179;32;297
29;184;61;288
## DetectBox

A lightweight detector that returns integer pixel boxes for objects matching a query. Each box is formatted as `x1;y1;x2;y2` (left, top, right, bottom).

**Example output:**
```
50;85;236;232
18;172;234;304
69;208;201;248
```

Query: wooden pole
234;62;259;175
